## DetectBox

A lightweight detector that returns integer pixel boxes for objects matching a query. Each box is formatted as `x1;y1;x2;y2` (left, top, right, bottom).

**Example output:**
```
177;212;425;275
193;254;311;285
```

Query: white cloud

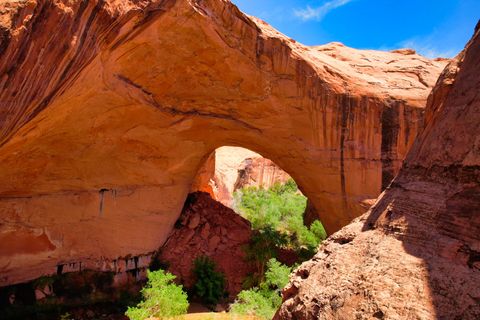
376;34;461;59
294;0;354;22
397;38;458;59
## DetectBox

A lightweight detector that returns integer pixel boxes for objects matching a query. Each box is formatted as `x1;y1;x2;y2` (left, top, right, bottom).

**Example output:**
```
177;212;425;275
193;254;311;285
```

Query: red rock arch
0;0;445;286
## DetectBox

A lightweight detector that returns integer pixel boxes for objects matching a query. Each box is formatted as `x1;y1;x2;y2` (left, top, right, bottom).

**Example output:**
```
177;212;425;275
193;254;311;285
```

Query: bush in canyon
310;220;327;243
234;179;327;259
234;179;305;231
244;227;289;284
50;271;115;299
230;258;292;319
125;269;188;320
192;256;226;307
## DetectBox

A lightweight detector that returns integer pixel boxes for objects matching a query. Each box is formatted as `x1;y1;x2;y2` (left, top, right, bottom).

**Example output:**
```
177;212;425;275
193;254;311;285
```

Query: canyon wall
276;23;480;320
0;0;446;286
233;156;292;192
191;146;292;207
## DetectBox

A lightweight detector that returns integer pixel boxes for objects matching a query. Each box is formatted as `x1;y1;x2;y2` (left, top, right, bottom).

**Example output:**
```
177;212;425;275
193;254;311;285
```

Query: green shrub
230;288;278;319
230;258;292;320
234;179;307;232
310;220;327;242
125;269;188;320
234;179;327;261
244;227;288;283
263;258;292;290
192;256;226;306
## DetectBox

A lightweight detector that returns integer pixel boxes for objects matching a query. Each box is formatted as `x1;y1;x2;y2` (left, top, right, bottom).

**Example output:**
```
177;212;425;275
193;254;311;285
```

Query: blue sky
231;0;480;58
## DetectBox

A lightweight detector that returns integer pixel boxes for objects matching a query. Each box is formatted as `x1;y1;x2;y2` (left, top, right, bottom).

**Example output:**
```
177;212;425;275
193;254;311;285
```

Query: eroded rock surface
156;192;253;296
276;25;480;320
233;156;291;191
192;146;292;207
0;0;446;286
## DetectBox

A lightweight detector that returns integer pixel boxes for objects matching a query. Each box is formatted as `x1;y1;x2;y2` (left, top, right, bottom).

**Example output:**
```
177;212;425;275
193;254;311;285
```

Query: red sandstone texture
156;192;253;296
192;146;292;208
275;24;480;320
0;0;446;287
233;156;291;191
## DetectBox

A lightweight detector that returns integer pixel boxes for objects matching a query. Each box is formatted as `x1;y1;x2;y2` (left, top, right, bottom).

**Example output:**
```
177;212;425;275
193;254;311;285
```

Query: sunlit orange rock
0;0;446;286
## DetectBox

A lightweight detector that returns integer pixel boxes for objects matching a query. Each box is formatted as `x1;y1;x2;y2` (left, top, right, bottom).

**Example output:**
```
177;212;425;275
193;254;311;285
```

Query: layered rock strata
276;24;480;320
233;156;292;192
0;0;446;286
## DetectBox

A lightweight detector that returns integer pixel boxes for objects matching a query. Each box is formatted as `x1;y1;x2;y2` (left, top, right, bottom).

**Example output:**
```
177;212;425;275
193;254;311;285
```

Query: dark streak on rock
115;74;262;132
0;0;117;148
110;0;173;51
339;94;351;212
4;1;49;78
0;27;11;57
381;102;400;189
459;245;480;269
99;188;109;217
25;0;104;125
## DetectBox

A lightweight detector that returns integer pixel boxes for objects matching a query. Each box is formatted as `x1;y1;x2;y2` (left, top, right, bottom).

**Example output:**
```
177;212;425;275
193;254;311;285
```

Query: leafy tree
263;258;292;290
230;258;293;320
244;227;288;283
192;256;226;307
234;179;327;261
234;180;308;232
125;269;188;320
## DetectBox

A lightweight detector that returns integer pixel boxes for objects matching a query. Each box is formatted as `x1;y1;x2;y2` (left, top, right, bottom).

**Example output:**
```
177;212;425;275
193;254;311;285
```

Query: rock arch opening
191;146;298;209
153;146;327;309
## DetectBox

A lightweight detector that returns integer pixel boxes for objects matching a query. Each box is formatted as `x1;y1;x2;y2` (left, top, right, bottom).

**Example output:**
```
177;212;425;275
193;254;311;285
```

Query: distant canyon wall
191;146;292;208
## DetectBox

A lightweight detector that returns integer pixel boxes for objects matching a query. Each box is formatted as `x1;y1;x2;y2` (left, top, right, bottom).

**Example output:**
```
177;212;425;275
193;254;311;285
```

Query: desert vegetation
230;258;293;319
227;179;326;318
192;256;227;307
125;269;189;320
235;179;327;266
123;179;326;319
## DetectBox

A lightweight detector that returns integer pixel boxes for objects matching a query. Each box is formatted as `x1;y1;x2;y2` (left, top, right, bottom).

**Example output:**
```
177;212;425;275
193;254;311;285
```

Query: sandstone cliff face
157;192;253;296
233;156;291;191
276;25;480;320
191;146;292;208
0;0;446;286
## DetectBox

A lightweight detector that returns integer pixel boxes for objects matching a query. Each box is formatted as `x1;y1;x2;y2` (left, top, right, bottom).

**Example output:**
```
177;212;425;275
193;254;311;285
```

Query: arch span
0;0;446;286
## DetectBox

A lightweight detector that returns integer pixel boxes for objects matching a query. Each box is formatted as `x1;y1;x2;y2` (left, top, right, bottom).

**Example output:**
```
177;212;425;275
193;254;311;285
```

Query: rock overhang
0;0;447;287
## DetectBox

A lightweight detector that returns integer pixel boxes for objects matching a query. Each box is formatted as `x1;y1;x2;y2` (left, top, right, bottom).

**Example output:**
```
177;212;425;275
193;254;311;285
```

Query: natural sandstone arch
0;0;445;286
